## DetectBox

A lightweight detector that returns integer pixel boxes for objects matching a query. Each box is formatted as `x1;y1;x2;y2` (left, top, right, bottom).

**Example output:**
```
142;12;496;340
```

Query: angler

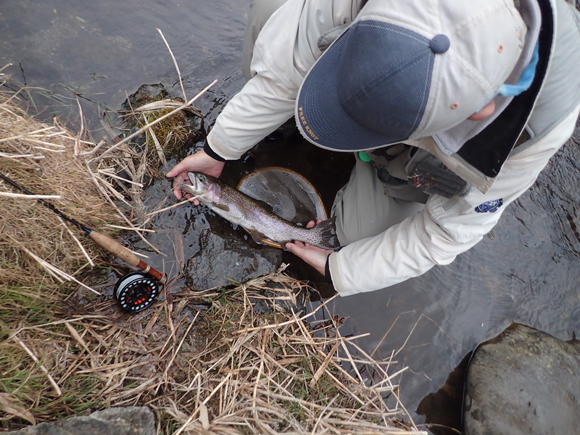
167;0;580;295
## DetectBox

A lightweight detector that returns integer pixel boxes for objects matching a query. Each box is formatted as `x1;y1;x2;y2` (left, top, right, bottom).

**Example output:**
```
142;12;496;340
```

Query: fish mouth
179;182;198;197
180;172;199;193
178;183;194;200
186;172;198;191
179;182;193;192
179;172;208;198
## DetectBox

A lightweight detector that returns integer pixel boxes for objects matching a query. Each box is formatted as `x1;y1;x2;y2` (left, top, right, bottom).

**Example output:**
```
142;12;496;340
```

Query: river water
3;1;580;432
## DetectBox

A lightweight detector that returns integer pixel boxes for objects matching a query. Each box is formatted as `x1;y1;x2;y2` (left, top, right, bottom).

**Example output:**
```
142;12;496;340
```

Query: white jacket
207;0;580;295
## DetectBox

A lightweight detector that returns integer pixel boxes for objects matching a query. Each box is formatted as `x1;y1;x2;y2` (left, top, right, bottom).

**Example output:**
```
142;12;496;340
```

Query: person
167;0;580;296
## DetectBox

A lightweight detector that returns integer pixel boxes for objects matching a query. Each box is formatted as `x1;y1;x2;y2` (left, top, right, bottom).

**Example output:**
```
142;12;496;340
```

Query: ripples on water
0;0;250;136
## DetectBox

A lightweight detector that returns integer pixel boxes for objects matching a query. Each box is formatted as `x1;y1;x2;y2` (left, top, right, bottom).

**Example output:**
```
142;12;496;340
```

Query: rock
7;406;155;435
118;83;204;164
185;228;283;290
464;323;580;435
121;84;168;111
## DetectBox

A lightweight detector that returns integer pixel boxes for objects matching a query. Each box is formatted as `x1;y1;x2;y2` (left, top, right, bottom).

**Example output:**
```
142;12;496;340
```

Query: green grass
0;283;59;327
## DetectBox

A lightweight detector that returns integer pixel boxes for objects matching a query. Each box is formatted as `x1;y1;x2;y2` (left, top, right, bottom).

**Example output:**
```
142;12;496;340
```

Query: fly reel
114;271;160;314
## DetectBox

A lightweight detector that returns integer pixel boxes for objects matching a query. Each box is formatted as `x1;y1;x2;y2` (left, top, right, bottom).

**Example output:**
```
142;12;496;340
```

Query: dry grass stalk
14;238;100;295
147;120;168;168
1;69;421;433
10;334;62;397
145;196;199;217
0;269;425;434
97;168;144;187
0;75;208;282
0;192;61;199
105;224;156;233
157;28;187;102
0;393;36;426
58;218;95;267
0;90;123;289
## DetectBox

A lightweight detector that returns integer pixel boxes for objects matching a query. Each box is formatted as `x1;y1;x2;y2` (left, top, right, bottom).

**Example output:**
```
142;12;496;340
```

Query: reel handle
88;231;164;281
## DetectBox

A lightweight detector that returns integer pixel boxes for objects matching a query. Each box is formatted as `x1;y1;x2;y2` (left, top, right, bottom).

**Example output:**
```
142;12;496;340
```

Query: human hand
165;150;225;201
286;220;333;277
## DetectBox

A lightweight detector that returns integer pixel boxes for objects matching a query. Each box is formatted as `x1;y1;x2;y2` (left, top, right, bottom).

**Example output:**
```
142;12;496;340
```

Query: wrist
203;140;226;162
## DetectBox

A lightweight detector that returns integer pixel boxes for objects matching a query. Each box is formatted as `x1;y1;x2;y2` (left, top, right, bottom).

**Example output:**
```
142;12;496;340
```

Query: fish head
180;172;220;202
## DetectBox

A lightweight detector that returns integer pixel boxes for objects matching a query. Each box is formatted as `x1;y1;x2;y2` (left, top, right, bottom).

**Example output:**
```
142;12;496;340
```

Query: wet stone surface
464;323;580;435
7;407;155;435
185;228;283;290
121;83;169;110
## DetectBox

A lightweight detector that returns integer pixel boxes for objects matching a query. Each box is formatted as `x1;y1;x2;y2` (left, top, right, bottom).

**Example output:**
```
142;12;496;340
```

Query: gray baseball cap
296;0;528;151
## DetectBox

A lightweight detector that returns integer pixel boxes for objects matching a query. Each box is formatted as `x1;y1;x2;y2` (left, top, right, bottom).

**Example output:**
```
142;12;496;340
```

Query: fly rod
0;172;164;282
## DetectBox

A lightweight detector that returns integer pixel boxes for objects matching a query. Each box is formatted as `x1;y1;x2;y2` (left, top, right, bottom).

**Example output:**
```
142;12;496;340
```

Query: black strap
203;140;226;162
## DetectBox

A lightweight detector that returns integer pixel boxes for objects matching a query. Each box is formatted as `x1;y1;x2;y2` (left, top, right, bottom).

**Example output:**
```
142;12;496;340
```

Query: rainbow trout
181;172;341;250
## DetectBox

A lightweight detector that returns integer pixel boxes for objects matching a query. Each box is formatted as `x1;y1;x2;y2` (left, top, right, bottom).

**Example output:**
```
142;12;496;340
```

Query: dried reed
0;89;124;289
0;53;423;433
1;269;425;434
0;72;207;288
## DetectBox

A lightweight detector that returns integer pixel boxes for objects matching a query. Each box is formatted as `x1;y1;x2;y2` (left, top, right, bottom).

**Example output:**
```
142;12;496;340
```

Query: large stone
464;323;580;435
185;228;283;290
8;406;155;435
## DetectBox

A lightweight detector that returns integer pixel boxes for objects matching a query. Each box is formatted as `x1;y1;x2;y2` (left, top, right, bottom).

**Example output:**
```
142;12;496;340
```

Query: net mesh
237;168;327;224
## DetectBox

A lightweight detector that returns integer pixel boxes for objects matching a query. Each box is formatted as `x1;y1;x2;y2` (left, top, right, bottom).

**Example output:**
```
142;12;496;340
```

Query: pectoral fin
249;229;267;244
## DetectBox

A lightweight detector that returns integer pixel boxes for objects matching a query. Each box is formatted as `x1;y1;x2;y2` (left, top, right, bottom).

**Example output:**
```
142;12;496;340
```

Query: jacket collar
455;0;553;179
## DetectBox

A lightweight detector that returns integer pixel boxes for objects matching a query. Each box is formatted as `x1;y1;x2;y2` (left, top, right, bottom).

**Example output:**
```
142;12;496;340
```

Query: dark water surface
4;2;580;432
0;0;250;136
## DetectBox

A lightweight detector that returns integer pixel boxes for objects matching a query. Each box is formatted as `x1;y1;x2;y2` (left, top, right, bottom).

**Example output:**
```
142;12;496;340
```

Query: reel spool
114;271;160;314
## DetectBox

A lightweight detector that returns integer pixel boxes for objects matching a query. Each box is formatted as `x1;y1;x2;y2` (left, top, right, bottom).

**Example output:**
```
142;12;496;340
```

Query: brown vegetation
0;83;423;434
0;92;122;288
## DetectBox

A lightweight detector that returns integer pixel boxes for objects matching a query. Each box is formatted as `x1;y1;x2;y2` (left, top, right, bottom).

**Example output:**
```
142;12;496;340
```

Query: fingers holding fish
305;218;323;229
165;151;225;200
294;219;330;252
286;240;331;276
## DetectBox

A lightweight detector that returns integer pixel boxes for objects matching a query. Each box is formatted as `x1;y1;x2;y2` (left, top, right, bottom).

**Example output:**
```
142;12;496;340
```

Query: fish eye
197;174;207;183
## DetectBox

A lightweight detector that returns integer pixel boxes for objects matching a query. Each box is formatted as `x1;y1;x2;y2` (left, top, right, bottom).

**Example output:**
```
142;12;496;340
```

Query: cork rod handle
88;231;164;281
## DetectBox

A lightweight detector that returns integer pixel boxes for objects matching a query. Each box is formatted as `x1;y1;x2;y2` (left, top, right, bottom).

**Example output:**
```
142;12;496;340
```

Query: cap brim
296;32;397;152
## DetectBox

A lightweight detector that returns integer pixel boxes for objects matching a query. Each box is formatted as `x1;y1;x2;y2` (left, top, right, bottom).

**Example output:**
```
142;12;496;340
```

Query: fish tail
313;217;341;250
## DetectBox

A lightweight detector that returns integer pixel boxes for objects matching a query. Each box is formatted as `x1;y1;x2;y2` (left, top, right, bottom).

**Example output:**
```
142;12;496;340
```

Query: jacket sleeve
328;105;580;296
206;0;360;160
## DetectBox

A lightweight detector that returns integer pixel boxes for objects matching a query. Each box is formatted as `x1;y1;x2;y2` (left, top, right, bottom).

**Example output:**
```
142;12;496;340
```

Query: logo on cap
298;106;319;141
